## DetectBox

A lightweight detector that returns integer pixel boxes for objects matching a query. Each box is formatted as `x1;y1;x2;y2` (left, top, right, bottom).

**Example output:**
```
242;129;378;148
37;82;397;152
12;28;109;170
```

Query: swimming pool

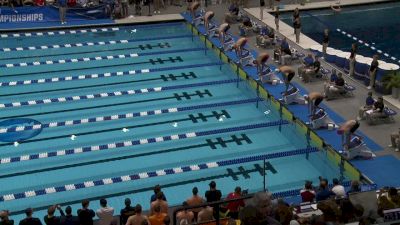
0;21;348;220
281;2;400;65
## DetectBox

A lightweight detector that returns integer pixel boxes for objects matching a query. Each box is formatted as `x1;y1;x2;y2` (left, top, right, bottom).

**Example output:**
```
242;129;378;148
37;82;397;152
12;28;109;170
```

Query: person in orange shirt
148;205;167;225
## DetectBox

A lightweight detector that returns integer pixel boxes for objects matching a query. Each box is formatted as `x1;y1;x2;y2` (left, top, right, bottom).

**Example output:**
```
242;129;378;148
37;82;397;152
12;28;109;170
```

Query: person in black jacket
19;208;42;225
77;200;95;225
44;205;65;225
120;198;135;225
205;181;222;203
60;206;79;225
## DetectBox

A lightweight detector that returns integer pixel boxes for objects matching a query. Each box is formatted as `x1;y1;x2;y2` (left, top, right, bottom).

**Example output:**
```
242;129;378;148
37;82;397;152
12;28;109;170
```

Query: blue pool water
0;22;346;220
281;2;400;65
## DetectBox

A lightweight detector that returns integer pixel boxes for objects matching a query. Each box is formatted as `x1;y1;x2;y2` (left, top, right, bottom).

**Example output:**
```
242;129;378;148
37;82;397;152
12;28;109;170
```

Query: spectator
347;180;361;195
150;192;168;216
247;192;279;223
389;128;400;152
162;216;170;225
368;54;379;90
388;187;400;206
186;187;204;220
121;0;128;17
44;205;65;225
274;7;279;31
292;8;300;34
60;206;79;225
317;200;339;224
126;205;149;225
176;202;194;225
294;16;301;43
259;0;265;20
0;210;14;225
300;181;316;202
148;204;167;225
58;0;67;24
366;96;384;121
274;203;293;225
205;181;222;203
19;208;42;225
151;185;166;203
349;43;358;77
197;206;214;223
339;199;356;223
324;72;345;100
77;200;95;225
96;199;114;225
120;198;135;225
316;179;335;201
331;178;346;198
322;29;329;56
358;91;375;120
225;187;245;219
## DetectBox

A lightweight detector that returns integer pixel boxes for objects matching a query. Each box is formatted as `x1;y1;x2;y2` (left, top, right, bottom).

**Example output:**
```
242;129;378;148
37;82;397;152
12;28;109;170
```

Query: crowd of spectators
1;180;400;225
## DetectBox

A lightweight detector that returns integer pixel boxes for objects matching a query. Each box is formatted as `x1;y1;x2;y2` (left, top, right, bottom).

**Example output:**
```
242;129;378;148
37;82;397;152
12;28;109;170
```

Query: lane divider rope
0;22;184;39
0;98;260;134
1;47;205;68
0;35;191;53
0;62;222;87
0;79;238;109
1;128;315;203
0;120;289;165
336;28;399;64
0;27;120;39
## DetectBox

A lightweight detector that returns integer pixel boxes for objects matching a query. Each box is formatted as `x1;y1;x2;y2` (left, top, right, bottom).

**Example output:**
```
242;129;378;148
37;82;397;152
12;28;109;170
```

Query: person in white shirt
96;199;115;225
331;178;346;198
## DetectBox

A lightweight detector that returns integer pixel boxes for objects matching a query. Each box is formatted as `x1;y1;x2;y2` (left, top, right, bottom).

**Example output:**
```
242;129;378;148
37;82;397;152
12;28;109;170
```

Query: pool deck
114;13;183;24
265;0;395;12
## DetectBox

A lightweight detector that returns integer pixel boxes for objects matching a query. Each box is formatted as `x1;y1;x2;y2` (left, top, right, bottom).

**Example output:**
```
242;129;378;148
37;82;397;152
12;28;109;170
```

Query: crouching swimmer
337;120;374;160
189;2;201;24
255;53;280;84
219;23;234;51
204;11;218;37
233;38;255;67
279;66;306;105
305;92;335;129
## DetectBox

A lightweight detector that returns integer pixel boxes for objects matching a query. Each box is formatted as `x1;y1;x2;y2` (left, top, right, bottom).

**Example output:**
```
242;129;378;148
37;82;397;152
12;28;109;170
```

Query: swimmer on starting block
233;38;255;66
254;53;278;84
337;120;374;159
279;65;296;95
189;1;201;23
204;11;216;36
338;120;362;151
305;92;324;116
218;23;233;48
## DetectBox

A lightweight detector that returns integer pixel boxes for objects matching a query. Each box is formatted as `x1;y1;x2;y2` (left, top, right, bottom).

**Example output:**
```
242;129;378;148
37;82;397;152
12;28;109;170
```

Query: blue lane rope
0;98;261;134
0;78;238;109
0;62;222;87
1;47;206;68
0;35;191;53
1;141;316;203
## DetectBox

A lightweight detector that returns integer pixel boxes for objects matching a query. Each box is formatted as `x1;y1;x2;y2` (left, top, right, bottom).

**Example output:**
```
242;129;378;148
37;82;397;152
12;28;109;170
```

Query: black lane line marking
7;134;254;216
0;72;197;97
0;42;172;60
0;110;229;147
0;90;213;120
